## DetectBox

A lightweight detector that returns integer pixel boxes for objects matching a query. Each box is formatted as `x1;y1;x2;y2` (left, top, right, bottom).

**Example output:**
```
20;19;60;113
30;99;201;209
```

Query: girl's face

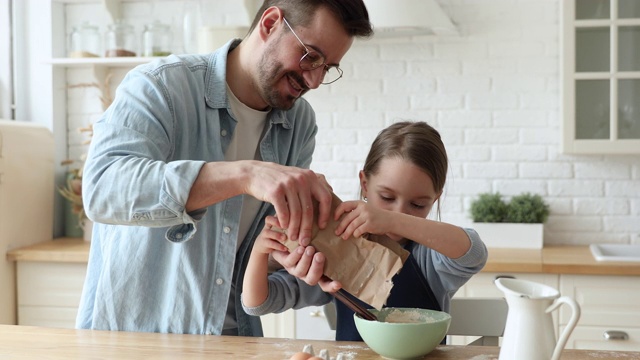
361;156;441;221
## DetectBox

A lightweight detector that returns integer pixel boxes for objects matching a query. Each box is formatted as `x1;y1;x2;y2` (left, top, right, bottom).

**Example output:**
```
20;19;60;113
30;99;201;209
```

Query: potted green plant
470;192;550;249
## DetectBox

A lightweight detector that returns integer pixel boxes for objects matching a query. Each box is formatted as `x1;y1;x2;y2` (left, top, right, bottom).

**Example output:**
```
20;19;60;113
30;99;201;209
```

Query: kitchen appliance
364;0;458;36
0;119;54;324
495;277;581;360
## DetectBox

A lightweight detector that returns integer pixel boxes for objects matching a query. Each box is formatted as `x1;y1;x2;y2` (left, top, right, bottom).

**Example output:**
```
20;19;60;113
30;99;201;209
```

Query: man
77;0;373;336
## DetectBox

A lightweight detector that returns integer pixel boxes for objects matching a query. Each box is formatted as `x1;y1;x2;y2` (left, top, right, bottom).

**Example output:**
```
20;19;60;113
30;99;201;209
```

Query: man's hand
246;162;333;246
186;160;332;246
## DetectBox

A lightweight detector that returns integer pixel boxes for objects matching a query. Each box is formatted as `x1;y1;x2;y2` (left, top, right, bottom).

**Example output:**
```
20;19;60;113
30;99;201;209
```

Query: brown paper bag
277;193;409;309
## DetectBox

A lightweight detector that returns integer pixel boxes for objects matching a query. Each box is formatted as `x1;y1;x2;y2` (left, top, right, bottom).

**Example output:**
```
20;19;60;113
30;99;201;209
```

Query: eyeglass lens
284;17;342;84
322;67;342;84
300;51;342;84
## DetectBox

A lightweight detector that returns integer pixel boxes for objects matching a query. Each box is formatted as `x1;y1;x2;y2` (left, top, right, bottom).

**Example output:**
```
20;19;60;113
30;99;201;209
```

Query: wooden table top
1;325;639;359
7;239;640;276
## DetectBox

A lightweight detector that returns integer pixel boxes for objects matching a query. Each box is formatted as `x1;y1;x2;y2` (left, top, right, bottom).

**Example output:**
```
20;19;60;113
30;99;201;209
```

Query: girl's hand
253;215;289;255
333;200;395;240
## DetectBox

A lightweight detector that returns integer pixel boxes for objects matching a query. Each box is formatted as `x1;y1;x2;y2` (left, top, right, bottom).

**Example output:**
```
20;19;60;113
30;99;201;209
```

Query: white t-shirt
222;84;268;334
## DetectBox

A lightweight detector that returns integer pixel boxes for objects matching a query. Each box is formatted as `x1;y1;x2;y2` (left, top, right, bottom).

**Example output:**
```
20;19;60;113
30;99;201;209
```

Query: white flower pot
472;223;544;249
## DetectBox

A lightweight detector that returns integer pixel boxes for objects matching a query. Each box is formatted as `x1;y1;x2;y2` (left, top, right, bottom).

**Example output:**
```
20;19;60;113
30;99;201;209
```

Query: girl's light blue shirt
242;229;488;317
76;40;318;335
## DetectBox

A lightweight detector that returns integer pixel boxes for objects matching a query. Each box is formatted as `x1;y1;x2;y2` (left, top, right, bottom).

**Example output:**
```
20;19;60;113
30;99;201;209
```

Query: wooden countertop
486;246;640;276
1;325;639;359
6;237;89;263
6;239;640;276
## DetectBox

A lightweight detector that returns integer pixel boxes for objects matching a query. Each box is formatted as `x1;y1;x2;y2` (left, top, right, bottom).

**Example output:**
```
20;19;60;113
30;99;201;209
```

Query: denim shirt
76;39;318;335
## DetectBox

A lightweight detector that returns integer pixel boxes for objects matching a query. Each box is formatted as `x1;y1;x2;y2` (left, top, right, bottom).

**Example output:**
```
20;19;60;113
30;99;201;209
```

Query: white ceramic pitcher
495;277;581;360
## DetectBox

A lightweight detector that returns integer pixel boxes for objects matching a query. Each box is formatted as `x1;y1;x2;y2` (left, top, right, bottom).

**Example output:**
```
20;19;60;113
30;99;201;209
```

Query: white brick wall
65;0;640;246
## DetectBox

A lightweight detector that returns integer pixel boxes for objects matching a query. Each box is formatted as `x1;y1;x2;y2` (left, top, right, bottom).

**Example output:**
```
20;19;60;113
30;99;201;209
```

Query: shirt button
223;226;231;233
221;129;227;137
216;278;223;285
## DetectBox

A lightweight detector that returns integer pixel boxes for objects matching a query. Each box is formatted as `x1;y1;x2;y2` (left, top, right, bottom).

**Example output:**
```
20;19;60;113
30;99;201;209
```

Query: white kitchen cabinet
16;261;86;328
562;0;640;154
261;306;336;340
294;306;336;340
455;272;640;351
260;310;295;339
12;242;640;351
560;274;640;351
14;258;322;339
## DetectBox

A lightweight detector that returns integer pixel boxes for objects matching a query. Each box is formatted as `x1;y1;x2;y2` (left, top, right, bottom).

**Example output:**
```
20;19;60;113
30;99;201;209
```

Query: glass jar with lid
104;20;137;57
142;21;172;57
69;22;101;58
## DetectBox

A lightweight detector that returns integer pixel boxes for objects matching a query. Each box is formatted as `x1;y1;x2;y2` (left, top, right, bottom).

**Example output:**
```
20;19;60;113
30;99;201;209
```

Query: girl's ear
359;170;368;198
258;6;283;41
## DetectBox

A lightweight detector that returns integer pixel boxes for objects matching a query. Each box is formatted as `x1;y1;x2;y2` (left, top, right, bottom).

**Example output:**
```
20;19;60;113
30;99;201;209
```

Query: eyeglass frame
282;17;344;85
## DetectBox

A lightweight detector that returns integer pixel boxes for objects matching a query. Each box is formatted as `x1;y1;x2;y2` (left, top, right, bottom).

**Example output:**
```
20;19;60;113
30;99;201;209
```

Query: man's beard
255;44;308;110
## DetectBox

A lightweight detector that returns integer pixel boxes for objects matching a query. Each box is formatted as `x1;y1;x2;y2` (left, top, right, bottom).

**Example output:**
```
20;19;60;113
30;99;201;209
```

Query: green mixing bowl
354;307;451;360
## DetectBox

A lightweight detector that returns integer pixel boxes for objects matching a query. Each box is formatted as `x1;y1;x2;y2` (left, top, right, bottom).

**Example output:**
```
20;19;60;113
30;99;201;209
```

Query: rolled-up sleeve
82;65;207;231
241;270;332;315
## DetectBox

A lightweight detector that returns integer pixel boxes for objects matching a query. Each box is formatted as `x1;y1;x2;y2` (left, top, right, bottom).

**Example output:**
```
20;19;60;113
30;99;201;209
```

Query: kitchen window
562;0;640;154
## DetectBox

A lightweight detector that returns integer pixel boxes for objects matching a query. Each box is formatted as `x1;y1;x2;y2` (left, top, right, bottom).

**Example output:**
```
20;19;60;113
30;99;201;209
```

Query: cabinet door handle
603;330;629;341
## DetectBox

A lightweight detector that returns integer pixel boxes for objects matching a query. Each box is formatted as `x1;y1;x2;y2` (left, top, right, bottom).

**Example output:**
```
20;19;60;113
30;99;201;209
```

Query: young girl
242;121;488;341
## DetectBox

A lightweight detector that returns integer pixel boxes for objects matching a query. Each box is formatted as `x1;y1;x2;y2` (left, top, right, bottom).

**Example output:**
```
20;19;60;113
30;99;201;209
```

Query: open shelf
48;56;163;68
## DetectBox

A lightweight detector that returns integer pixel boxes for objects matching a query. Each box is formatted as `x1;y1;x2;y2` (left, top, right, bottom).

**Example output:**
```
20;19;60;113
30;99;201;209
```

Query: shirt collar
205;39;290;129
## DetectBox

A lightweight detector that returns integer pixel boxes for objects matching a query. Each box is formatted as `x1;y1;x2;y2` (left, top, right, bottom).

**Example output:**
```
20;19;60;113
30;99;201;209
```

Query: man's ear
258;6;283;41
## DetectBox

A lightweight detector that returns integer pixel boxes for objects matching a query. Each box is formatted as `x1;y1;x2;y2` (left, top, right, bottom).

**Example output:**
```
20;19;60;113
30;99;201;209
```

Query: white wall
58;0;639;246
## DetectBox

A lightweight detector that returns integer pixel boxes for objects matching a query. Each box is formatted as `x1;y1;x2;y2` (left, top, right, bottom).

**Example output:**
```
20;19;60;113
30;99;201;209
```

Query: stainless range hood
365;0;458;37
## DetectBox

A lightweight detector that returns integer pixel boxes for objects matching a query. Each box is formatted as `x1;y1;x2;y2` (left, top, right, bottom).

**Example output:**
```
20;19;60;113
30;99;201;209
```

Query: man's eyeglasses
283;17;343;85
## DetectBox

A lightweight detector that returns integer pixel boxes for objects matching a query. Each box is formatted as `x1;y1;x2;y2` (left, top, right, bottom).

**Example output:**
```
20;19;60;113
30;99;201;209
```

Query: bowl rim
355;307;452;325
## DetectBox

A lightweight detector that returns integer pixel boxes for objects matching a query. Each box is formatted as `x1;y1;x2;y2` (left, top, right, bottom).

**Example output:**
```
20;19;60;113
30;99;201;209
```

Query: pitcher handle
546;296;581;360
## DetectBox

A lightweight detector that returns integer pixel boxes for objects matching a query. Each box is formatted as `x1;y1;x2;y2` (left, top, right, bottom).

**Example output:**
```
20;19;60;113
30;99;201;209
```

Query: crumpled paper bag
277;193;409;309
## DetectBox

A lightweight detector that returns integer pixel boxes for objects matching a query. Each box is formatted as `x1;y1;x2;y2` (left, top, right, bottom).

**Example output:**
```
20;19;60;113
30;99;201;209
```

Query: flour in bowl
384;309;438;324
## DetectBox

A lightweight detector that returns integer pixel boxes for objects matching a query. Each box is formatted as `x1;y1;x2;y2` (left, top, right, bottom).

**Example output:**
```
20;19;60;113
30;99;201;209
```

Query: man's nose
302;67;324;89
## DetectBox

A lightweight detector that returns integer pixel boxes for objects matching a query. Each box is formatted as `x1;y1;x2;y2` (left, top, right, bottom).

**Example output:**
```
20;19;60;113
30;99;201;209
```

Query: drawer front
18;306;78;329
560;275;640;327
17;262;87;307
563;325;640;351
